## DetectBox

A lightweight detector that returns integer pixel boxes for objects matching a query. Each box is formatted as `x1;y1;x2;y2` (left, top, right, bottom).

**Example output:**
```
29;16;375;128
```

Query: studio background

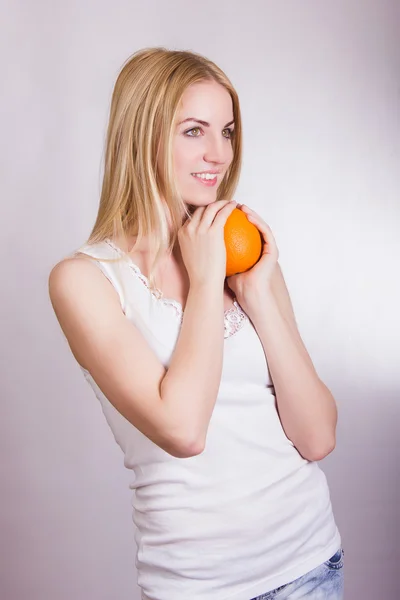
2;1;399;598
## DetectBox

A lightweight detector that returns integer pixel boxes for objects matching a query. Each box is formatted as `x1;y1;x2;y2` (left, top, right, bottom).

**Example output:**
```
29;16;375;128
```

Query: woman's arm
49;257;225;459
242;263;337;462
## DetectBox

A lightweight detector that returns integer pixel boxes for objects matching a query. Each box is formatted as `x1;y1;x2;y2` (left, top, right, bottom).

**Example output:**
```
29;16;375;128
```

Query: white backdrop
2;1;399;598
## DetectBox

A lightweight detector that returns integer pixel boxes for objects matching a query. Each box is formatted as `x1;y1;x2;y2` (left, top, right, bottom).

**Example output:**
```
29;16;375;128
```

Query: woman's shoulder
48;250;112;308
49;240;119;300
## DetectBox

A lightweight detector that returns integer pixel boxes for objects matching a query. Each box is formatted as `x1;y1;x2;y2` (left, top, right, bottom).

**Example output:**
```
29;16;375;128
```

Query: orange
224;208;263;276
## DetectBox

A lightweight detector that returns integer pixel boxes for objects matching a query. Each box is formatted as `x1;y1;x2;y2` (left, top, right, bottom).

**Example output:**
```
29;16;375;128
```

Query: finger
199;200;235;230
246;215;278;251
244;210;270;232
247;213;269;230
187;205;206;227
242;206;265;223
240;205;265;224
189;200;229;228
254;220;276;246
210;201;237;229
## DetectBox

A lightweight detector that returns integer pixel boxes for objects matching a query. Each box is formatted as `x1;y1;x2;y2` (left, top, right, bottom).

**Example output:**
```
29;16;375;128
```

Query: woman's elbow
162;429;206;458
299;435;336;462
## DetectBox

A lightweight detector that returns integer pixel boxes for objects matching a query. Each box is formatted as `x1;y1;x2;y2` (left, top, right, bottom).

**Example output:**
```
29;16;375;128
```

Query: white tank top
74;239;341;600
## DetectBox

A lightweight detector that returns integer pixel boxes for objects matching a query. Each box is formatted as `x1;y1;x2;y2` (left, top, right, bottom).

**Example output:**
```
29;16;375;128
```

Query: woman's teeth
192;173;217;180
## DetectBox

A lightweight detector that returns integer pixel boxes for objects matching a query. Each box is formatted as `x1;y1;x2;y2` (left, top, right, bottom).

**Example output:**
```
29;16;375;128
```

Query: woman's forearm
245;293;337;461
160;282;225;454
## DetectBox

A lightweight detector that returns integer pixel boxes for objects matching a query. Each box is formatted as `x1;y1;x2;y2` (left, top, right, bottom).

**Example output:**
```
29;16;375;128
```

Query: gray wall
2;1;399;598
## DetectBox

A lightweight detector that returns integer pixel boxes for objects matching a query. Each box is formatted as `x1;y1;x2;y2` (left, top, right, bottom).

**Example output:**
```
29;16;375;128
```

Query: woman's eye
185;127;201;137
223;128;234;139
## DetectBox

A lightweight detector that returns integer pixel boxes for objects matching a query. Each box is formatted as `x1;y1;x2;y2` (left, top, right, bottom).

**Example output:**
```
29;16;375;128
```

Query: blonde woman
49;48;344;600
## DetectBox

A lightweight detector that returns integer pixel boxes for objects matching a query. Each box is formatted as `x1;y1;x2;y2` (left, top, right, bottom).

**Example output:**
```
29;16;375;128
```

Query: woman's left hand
226;204;279;308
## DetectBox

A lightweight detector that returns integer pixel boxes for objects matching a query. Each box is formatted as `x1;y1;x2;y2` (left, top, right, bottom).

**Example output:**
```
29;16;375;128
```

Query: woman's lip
191;174;218;187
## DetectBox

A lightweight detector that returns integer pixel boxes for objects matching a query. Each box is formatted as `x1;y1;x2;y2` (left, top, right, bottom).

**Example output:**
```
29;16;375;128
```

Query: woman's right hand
178;200;237;288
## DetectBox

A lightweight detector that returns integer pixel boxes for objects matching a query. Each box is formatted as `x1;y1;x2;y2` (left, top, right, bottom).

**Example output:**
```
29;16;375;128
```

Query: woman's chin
184;195;218;209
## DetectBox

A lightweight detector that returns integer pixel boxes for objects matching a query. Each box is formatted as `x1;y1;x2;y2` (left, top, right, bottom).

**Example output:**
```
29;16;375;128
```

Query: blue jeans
251;548;344;599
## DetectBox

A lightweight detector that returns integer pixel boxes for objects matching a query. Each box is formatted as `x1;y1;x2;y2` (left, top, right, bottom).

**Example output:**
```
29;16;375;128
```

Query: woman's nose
203;134;230;165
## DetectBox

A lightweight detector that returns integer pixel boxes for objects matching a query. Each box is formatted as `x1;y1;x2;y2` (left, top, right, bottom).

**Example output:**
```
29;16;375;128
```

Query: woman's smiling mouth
191;171;219;186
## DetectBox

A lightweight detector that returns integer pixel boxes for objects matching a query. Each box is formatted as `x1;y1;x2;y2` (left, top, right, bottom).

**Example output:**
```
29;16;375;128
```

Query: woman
49;47;344;600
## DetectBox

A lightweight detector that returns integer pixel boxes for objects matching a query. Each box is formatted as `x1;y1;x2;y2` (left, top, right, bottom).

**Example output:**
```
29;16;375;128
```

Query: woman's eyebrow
178;118;235;127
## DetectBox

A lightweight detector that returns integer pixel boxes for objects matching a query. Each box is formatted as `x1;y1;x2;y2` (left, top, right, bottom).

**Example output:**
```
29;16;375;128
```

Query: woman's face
171;79;235;208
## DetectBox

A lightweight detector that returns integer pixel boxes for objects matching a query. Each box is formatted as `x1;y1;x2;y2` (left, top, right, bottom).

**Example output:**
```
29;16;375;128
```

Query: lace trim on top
104;238;248;339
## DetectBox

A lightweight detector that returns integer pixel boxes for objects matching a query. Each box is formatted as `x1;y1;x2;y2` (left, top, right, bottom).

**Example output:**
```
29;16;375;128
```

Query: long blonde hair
87;47;243;288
